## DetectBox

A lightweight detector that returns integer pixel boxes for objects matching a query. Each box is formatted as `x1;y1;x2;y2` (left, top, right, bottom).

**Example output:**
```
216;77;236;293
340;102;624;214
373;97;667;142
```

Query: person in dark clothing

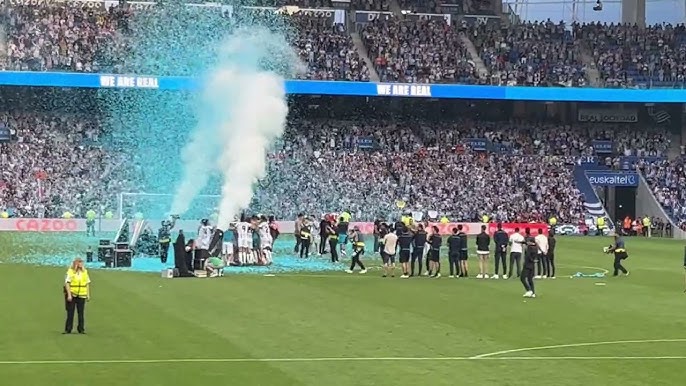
508;227;524;279
326;220;339;263
457;224;469;277
521;228;538;298
605;235;629;276
319;217;329;255
447;227;461;278
493;223;508;279
547;230;557;278
397;226;414;278
294;213;304;253
476;225;490;278
158;215;178;263
268;215;280;242
346;227;367;274
185;238;196;273
428;225;442;278
299;223;312;259
377;223;389;259
173;231;190;277
373;219;382;254
411;224;427;277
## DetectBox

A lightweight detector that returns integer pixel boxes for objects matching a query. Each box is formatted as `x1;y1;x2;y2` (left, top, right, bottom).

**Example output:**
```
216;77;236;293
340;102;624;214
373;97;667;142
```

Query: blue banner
586;171;639;187
592;140;613;154
577;156;598;165
5;71;686;102
356;137;374;149
465;138;488;151
0;123;9;142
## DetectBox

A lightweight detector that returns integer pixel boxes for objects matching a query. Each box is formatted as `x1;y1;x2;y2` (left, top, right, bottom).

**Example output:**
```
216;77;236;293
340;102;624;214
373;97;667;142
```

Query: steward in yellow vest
63;258;90;334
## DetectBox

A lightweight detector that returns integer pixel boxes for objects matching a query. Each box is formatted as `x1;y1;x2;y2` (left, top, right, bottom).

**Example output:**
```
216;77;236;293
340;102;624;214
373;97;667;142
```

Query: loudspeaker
114;249;132;268
99;239;111;246
115;242;129;250
98;245;114;262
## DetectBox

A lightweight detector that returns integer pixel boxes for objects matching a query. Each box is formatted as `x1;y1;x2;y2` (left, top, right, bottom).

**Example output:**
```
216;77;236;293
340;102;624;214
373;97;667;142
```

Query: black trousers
448;253;460;276
159;242;170;263
299;239;311;258
613;253;628;276
65;295;86;333
521;267;535;293
539;253;550;276
410;249;423;276
319;235;328;255
494;248;507;275
329;238;339;262
350;249;366;271
548;253;556;277
509;252;522;278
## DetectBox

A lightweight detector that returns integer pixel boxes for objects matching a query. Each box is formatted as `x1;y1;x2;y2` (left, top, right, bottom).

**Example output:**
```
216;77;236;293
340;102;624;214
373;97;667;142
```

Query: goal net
118;193;221;220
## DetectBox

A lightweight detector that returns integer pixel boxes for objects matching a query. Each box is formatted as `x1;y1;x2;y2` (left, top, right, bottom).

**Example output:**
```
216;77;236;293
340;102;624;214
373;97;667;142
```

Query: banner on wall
0;218;548;236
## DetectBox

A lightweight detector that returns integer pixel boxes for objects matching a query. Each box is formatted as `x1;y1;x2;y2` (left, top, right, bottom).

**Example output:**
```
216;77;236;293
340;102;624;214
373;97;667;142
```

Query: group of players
366;221;557;298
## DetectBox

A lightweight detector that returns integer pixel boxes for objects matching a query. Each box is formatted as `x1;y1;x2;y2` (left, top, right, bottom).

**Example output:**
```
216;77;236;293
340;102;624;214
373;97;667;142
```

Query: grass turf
0;233;685;385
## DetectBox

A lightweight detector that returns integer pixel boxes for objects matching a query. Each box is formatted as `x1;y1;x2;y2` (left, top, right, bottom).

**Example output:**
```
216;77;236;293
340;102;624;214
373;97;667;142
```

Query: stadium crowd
642;158;686;229
0;2;685;230
0;107;677;227
470;21;587;87
5;1;686;88
361;18;480;84
577;23;686;88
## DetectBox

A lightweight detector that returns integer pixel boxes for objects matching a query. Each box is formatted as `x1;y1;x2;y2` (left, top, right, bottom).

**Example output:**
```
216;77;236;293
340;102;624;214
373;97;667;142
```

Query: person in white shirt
236;218;253;265
382;228;398;278
258;216;273;265
196;219;213;266
535;228;549;279
508;227;525;278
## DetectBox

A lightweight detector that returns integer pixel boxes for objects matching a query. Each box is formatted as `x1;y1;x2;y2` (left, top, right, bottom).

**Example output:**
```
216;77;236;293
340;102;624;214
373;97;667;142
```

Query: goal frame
117;192;221;220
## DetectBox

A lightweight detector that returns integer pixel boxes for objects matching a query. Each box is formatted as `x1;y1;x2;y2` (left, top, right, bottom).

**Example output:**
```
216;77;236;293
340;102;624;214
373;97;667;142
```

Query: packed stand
470;21;587;87
642;158;686;229
416;119;671;157
361;18;479;83
577;23;686;88
0;112;129;218
291;15;370;81
250;119;416;220
387;150;585;223
0;3;369;81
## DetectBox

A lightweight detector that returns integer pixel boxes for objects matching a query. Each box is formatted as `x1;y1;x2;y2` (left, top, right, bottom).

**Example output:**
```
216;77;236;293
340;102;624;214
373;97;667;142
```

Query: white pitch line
470;338;686;359
3;354;686;365
557;264;610;275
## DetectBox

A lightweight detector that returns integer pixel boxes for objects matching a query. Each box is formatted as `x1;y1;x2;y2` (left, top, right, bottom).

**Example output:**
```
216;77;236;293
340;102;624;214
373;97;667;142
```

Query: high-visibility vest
549;217;557;226
66;268;90;297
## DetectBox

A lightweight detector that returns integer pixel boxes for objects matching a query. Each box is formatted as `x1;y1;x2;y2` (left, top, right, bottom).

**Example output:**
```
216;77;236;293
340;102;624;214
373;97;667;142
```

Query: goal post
117;192;221;221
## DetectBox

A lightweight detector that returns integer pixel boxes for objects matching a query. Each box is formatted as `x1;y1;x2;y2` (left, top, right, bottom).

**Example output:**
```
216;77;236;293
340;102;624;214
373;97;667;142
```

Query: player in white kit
196;219;214;267
258;215;273;265
236;218;252;265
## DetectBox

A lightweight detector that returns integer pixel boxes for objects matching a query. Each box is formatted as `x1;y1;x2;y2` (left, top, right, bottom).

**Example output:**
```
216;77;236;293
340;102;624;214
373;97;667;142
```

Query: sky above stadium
514;0;685;24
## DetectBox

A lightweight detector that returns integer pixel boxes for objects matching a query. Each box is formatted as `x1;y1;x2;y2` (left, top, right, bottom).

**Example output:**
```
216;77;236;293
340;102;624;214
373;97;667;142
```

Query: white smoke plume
171;28;301;227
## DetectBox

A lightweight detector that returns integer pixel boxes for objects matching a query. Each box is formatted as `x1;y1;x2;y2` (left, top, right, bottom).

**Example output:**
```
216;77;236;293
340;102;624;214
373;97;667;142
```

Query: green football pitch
0;233;685;386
